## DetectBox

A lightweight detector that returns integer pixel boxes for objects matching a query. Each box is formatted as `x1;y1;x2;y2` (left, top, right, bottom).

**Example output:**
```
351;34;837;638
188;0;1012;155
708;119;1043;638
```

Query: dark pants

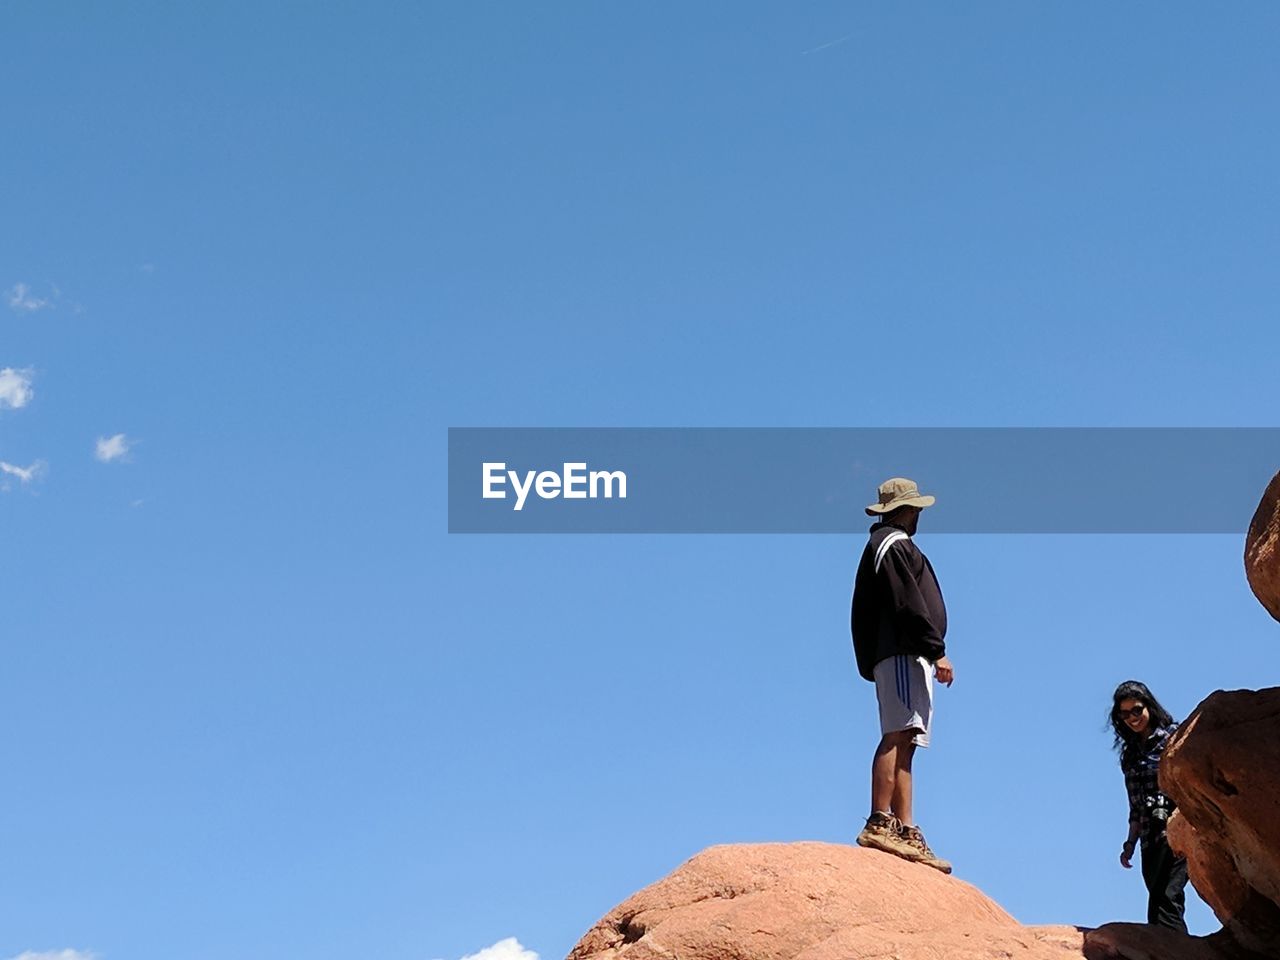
1141;833;1189;932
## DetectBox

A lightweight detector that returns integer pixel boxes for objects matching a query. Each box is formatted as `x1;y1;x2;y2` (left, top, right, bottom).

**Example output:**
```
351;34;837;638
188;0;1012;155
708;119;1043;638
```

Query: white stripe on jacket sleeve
873;531;909;574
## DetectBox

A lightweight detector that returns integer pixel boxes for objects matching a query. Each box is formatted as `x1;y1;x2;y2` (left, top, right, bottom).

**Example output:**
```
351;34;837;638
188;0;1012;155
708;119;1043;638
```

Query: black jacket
850;522;947;681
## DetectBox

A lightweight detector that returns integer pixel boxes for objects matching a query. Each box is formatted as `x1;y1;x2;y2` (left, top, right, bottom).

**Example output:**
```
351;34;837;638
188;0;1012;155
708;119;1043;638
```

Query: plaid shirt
1122;723;1178;842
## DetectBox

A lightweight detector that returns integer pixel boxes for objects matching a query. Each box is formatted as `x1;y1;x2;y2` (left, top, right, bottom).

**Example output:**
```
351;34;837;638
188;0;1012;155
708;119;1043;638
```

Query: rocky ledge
568;841;1085;960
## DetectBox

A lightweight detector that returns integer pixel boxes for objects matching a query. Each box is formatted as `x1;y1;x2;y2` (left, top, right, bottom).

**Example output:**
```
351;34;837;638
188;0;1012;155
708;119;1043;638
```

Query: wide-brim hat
865;477;936;516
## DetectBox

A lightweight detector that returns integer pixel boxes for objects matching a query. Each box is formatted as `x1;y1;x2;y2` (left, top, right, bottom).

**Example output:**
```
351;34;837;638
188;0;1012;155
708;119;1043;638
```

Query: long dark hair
1109;680;1176;756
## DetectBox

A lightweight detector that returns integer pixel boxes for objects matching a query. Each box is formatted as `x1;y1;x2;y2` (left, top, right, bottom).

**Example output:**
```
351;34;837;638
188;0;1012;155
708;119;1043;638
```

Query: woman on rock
1110;680;1189;932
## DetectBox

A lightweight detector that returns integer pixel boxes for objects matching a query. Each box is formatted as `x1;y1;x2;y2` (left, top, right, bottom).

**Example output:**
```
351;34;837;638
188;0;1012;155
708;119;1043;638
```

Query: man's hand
935;656;955;687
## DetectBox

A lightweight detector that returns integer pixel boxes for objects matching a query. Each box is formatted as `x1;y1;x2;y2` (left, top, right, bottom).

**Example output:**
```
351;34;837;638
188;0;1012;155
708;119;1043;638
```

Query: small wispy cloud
0;459;46;488
95;433;133;464
0;367;35;410
6;282;54;313
459;940;539;960
7;951;98;960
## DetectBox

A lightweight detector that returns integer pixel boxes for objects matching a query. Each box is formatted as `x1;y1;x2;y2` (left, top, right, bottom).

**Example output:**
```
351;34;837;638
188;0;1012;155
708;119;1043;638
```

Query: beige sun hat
865;477;936;516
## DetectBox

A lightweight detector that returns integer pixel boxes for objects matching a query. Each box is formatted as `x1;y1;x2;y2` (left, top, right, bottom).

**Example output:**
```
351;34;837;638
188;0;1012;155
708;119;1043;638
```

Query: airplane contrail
802;33;856;56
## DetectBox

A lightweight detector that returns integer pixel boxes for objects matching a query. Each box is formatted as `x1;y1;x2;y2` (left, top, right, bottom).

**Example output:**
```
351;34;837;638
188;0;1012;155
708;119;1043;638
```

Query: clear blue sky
2;4;1278;960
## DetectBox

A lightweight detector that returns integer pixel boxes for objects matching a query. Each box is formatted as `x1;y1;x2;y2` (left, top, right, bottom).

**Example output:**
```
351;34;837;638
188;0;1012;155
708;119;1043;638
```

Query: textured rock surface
1161;688;1280;957
1245;471;1280;623
567;842;1084;960
1083;923;1243;960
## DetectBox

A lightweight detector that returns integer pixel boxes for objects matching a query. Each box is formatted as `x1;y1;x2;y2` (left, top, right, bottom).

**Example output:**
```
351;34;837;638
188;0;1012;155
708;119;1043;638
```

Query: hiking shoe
855;812;915;858
898;824;953;874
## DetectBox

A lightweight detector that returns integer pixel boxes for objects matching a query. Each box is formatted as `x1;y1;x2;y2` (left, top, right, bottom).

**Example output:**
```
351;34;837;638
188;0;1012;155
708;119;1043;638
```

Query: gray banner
447;428;1279;533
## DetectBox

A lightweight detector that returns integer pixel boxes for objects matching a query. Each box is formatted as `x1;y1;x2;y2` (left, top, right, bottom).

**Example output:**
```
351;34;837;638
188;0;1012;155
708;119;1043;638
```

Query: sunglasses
1118;705;1147;720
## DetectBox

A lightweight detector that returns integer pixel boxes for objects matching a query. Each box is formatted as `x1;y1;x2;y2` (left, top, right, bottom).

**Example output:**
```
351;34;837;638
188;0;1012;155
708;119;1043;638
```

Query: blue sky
3;4;1279;960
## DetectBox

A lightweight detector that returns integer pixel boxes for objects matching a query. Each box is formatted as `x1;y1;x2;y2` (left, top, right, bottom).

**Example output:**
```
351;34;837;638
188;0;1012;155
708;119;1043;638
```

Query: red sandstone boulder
1245;471;1280;623
1082;923;1242;960
1160;688;1280;957
567;842;1084;960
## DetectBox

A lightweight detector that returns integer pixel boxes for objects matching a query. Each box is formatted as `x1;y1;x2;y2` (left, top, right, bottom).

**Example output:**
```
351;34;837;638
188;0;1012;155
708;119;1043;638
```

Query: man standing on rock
850;477;954;873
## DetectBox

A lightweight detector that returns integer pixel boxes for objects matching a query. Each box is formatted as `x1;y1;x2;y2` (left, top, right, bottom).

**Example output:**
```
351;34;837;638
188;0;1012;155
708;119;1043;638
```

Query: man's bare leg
886;736;951;873
891;738;917;825
871;730;915;816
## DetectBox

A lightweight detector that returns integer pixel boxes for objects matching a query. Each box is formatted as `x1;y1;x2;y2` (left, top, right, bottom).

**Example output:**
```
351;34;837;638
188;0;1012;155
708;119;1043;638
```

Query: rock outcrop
1159;688;1280;957
1081;922;1244;960
1245;471;1280;623
568;842;1085;960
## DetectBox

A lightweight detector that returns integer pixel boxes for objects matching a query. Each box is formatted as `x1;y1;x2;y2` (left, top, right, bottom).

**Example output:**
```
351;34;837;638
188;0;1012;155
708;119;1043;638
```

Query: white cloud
0;367;34;409
95;433;133;463
6;950;96;960
0;460;45;489
459;939;539;960
6;282;53;313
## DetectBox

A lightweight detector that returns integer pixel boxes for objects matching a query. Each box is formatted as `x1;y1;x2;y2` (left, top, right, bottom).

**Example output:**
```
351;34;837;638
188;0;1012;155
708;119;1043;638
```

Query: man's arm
878;543;947;663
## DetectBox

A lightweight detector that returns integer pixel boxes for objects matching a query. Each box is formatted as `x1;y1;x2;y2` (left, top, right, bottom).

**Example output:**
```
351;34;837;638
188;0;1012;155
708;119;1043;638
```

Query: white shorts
873;654;934;748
